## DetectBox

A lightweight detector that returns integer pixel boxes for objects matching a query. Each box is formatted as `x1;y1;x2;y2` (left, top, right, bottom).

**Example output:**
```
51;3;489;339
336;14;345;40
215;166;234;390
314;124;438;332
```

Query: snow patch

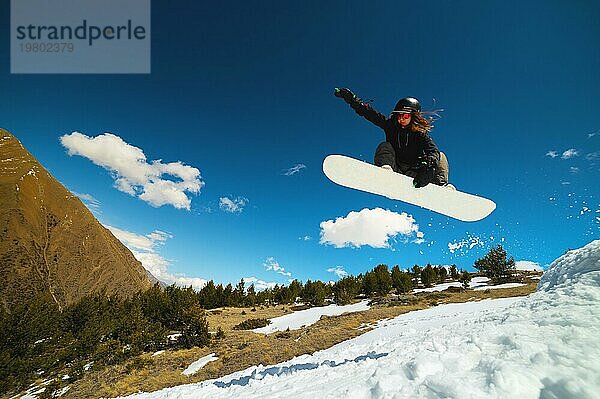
53;386;71;397
253;300;370;334
473;282;526;290
413;276;490;292
515;260;544;271
413;281;462;293
168;333;182;341
182;353;218;376
469;276;491;288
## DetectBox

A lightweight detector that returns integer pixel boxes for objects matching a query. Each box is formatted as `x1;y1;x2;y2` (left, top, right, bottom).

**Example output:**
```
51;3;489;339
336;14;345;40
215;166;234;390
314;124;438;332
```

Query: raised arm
334;88;387;129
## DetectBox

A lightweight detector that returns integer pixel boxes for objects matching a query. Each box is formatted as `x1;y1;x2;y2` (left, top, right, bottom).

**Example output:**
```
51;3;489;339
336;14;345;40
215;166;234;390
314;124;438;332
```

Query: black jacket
348;100;440;167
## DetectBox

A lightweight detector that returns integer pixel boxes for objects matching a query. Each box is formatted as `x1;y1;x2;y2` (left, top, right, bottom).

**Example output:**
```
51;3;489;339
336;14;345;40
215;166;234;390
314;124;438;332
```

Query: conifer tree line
195;262;471;308
194;243;516;306
0;286;210;395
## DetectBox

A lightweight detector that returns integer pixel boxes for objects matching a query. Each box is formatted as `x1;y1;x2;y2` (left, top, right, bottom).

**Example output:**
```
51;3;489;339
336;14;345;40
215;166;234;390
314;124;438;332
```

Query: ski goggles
395;112;411;120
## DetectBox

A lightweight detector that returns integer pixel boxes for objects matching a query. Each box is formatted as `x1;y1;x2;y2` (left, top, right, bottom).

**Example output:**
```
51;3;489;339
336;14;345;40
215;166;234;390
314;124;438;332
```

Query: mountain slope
0;128;152;311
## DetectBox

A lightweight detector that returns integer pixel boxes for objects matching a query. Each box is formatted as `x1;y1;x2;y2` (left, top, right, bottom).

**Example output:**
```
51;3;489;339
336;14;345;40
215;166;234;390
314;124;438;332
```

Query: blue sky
1;1;598;289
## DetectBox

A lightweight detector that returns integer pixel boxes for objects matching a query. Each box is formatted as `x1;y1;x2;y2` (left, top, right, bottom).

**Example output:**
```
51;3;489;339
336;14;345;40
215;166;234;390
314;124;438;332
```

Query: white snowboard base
323;155;496;222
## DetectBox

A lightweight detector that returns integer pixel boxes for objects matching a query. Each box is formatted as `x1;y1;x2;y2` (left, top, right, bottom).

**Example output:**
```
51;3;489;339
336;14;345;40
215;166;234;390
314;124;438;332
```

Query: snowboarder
334;88;451;189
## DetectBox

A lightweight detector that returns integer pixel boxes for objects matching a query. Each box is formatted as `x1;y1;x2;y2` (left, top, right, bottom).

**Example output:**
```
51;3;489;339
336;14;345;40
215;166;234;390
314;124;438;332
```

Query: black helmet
393;97;421;113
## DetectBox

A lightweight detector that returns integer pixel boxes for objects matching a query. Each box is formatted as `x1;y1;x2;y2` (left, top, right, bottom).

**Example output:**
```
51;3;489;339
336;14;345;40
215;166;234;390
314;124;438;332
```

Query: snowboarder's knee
376;141;394;153
433;152;449;185
374;141;396;168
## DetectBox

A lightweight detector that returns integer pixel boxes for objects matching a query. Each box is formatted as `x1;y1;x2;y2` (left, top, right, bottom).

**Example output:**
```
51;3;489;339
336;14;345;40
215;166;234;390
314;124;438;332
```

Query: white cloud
561;149;579;159
299;235;312;241
263;257;292;277
283;164;307;176
106;225;167;252
60;132;203;210
319;208;420;249
515;260;543;272
159;274;208;290
219;196;249;213
585;151;600;162
72;191;101;213
243;277;279;291
327;266;348;278
106;225;207;290
545;151;559;158
570;167;580;174
147;230;171;242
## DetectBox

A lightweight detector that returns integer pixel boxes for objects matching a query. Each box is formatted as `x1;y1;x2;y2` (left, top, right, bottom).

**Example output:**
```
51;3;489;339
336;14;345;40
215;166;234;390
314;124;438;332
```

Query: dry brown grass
64;282;538;398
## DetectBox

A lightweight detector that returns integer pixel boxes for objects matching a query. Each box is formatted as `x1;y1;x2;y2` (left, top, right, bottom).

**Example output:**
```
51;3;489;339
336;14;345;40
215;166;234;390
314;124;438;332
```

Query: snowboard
323;155;496;222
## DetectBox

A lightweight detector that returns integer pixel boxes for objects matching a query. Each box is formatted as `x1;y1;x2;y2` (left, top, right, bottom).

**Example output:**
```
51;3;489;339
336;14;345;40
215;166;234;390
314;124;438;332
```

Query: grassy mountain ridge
0;128;152;311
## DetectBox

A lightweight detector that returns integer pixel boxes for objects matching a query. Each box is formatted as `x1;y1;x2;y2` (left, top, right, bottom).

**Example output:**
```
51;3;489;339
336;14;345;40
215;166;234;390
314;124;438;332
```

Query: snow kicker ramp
123;240;600;399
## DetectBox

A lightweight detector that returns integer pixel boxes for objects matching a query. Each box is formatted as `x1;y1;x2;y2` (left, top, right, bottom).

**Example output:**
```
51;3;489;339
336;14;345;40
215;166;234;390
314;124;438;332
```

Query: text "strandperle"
15;20;147;46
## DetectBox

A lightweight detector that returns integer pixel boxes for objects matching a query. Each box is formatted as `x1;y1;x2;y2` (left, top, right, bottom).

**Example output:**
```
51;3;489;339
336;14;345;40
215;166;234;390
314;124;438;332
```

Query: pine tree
199;280;219;309
373;264;392;296
289;279;303;303
302;280;326;306
215;283;225;307
391;266;412;294
459;271;472;289
411;264;422;277
436;266;448;283
178;304;210;349
223;283;233;306
245;284;257;306
231;279;245;306
420;264;437;287
333;275;360;304
450;264;459;280
275;285;292;304
362;271;378;297
474;245;516;283
140;283;170;326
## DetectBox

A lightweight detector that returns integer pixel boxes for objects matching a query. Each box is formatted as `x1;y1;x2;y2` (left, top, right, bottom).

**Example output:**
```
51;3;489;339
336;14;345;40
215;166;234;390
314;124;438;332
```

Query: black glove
334;87;357;103
412;157;436;188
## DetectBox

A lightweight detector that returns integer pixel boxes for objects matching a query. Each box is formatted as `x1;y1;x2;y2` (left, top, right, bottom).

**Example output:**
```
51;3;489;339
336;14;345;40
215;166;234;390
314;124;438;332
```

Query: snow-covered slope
123;240;600;399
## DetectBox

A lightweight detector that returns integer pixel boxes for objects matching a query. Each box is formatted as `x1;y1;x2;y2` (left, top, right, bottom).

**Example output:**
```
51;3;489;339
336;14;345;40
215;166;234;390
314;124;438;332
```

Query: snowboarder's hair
408;112;434;134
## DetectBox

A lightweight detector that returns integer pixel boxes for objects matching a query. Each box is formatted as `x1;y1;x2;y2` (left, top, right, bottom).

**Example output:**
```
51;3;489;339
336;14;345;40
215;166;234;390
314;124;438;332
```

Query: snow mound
122;240;600;399
538;240;600;291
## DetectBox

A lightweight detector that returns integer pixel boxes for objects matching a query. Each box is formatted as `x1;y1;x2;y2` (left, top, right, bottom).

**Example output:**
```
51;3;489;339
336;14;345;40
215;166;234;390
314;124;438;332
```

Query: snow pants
374;141;449;186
